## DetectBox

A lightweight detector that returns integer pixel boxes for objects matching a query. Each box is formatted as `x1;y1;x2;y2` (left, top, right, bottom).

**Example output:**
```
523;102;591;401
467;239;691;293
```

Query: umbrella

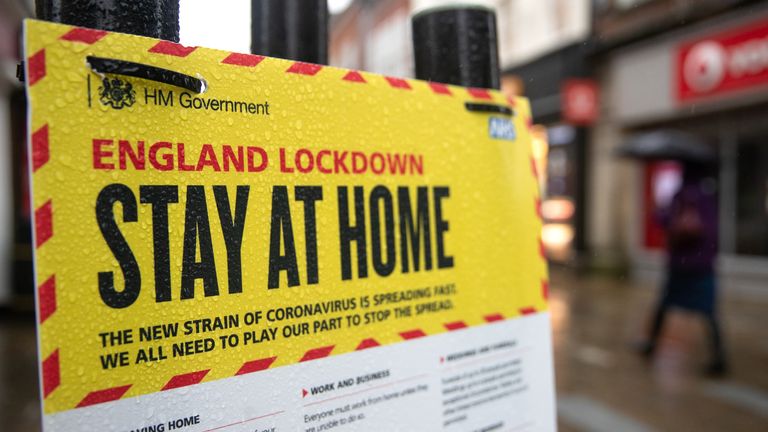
615;130;716;163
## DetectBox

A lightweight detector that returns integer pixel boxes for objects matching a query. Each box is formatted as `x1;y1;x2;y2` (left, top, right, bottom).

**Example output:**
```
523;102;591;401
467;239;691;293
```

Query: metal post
412;6;500;89
35;0;180;41
251;0;328;64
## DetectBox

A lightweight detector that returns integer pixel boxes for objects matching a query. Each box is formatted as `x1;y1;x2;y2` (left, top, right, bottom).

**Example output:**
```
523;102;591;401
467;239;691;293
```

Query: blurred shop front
595;3;768;291
502;43;595;264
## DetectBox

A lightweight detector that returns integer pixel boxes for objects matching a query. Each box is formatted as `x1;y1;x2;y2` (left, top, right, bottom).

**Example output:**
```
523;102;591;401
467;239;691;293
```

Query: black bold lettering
434;187;454;268
181;186;218;299
370;186;395;276
96;184;140;308
214;185;249;294
140;186;178;302
338;186;367;280
398;187;432;273
295;186;323;285
268;186;299;288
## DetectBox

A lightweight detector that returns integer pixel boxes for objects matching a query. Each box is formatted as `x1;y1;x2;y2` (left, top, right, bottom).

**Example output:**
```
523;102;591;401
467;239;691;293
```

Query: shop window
543;125;576;261
736;138;768;256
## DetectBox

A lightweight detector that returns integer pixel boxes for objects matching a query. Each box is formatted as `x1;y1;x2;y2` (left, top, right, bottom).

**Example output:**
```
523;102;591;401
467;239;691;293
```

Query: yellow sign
25;19;547;415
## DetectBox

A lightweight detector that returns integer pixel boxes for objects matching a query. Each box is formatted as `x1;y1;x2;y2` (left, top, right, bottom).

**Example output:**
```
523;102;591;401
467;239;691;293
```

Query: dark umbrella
616;129;716;163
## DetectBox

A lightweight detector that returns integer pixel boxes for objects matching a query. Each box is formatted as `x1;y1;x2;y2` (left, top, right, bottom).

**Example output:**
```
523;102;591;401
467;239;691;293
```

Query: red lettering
223;146;244;172
334;151;349;174
149;142;174;171
295;148;314;173
247;147;268;172
409;154;424;175
118;140;145;170
177;143;195;171
370;152;385;175
387;153;407;175
92;140;422;176
351;152;367;174
279;148;294;173
93;139;114;170
196;144;221;171
317;150;332;174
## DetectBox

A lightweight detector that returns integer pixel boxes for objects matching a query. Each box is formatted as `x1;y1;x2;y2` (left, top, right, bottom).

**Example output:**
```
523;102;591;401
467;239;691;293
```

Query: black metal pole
251;0;328;64
412;6;500;89
35;0;180;41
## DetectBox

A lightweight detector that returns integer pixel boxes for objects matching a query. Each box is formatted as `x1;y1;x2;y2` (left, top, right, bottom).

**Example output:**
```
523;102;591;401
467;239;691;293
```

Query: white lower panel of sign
44;313;556;432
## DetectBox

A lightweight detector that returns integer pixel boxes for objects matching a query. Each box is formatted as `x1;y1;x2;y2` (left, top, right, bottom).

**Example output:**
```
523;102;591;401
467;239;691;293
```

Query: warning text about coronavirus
95;284;457;370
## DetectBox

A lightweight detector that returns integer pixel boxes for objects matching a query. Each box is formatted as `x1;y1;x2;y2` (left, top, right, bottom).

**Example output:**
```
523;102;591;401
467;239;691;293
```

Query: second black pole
251;0;328;64
412;6;500;89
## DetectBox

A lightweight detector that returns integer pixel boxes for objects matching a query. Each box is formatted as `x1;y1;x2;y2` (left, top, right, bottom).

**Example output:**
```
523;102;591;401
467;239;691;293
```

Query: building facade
496;0;593;263
590;0;768;292
330;0;413;77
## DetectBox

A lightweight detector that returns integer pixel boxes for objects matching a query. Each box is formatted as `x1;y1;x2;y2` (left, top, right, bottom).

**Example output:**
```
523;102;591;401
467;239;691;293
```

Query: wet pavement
1;268;767;431
551;269;768;432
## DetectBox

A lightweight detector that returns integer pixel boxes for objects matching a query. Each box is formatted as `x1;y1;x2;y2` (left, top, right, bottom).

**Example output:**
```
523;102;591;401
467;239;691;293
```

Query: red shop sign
562;79;599;125
676;17;768;102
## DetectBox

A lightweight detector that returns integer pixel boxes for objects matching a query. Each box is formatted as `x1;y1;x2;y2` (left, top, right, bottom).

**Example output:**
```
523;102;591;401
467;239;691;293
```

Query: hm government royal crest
99;77;135;109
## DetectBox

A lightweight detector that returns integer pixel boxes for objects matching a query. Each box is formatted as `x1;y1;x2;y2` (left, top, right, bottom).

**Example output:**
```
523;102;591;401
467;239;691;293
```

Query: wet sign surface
25;19;554;431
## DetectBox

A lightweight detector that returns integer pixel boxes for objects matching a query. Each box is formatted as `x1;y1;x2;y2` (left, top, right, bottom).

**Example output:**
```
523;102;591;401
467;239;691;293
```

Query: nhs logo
488;117;516;141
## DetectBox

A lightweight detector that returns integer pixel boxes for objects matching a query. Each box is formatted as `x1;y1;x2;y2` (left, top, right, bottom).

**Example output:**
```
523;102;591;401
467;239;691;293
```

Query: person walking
640;163;727;376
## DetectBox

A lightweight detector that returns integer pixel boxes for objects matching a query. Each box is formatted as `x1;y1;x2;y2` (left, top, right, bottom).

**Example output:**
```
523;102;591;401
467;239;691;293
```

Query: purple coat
662;182;718;273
